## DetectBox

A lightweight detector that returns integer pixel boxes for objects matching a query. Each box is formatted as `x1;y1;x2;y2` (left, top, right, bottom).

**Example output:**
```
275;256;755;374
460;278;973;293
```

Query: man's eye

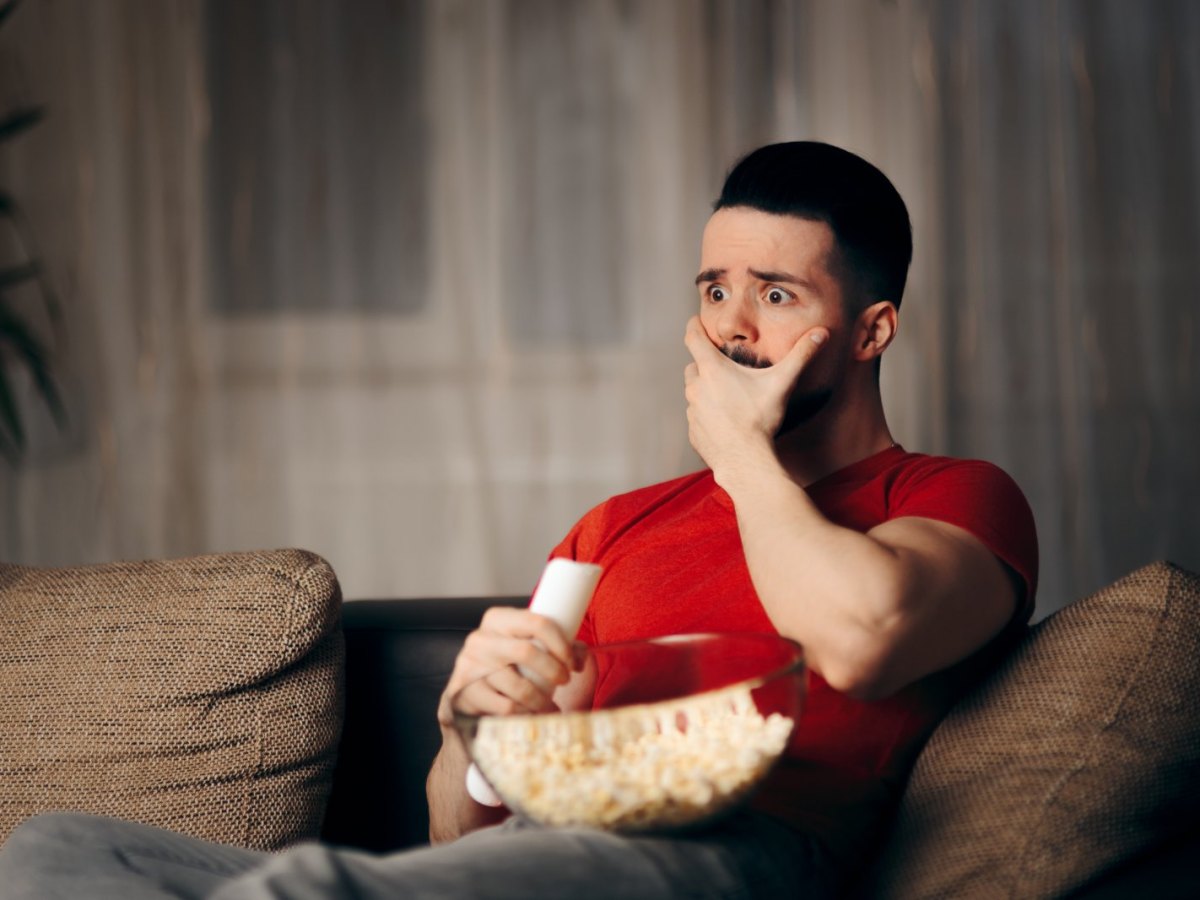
766;288;790;305
708;286;727;302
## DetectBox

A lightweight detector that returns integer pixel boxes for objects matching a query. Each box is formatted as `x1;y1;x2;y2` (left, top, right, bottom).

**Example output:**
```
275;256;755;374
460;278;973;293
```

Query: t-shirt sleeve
890;458;1039;622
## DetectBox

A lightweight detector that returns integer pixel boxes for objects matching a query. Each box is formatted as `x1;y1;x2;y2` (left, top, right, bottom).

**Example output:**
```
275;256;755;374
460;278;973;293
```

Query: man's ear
853;301;898;362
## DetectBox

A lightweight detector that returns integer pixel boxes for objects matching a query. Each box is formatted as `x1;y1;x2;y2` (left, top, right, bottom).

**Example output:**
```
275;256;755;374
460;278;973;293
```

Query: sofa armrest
0;549;343;852
320;596;525;851
861;561;1200;899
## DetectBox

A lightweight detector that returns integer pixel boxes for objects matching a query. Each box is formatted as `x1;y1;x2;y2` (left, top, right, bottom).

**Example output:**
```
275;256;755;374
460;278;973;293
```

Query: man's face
695;207;850;431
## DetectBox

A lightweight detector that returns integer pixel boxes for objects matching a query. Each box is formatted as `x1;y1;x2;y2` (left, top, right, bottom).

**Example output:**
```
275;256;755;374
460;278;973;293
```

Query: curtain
2;0;1197;616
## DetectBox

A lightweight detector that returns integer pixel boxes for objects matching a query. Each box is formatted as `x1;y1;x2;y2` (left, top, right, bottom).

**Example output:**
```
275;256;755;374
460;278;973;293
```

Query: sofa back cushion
0;548;343;851
321;595;524;851
862;560;1200;898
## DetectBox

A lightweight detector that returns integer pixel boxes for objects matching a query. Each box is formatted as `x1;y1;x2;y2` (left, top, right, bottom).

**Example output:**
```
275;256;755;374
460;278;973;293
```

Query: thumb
771;327;829;388
683;316;728;370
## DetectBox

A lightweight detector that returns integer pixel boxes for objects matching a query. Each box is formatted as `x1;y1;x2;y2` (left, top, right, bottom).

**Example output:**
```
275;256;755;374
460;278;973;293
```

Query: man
426;141;1037;893
0;142;1037;899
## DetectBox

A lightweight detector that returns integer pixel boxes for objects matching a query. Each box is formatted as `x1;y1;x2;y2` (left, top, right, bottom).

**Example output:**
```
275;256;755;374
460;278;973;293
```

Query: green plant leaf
0;0;62;462
0;0;23;30
0;262;39;289
0;197;63;327
0;304;46;357
0;106;44;142
0;304;65;425
0;364;24;451
27;356;64;423
0;423;19;464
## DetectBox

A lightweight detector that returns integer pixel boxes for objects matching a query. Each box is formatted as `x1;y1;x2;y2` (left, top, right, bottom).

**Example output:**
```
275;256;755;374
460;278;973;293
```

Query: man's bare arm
722;453;1020;700
683;316;1022;699
427;724;508;844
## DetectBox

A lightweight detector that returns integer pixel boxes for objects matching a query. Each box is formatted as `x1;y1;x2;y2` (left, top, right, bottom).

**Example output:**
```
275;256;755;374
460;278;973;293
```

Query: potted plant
0;0;64;463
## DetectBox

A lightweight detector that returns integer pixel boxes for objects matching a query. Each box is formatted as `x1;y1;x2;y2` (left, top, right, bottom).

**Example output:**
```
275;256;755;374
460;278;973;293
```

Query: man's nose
713;294;758;344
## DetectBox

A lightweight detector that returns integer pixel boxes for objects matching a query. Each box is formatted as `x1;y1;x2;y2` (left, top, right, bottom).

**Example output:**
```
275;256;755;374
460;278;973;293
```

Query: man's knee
2;811;110;853
211;843;346;899
0;811;120;887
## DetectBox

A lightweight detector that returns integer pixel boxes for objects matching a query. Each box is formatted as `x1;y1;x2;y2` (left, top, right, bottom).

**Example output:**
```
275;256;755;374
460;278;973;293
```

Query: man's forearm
723;455;904;687
426;729;508;844
719;444;1017;701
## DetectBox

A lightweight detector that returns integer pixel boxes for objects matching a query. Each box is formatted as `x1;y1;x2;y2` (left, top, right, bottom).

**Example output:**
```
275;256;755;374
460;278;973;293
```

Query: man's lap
0;812;268;900
0;810;835;900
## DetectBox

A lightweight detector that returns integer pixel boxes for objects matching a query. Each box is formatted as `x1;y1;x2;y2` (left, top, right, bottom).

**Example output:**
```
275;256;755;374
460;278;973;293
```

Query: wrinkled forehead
699;207;838;280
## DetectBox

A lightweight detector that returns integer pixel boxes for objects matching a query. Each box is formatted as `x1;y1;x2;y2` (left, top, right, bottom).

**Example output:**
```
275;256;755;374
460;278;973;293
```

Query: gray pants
0;811;836;899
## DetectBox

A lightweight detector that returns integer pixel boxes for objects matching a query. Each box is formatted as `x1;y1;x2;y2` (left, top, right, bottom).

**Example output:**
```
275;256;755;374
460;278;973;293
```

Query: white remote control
465;558;602;807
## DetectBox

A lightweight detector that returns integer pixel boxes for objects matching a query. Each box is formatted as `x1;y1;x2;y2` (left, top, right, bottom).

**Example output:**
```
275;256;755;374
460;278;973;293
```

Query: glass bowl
454;632;805;833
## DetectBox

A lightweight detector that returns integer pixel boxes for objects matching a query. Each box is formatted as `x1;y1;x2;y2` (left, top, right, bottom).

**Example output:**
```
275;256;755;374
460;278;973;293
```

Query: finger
487;665;559;712
474;665;557;715
684;361;698;385
451;670;554;718
683;316;728;370
439;644;562;725
484;672;559;720
459;631;570;688
508;637;572;688
570;640;589;672
450;677;515;719
478;606;575;665
771;326;829;388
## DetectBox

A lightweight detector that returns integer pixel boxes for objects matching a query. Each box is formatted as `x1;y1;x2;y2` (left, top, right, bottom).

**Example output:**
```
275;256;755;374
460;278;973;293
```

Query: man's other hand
437;607;582;731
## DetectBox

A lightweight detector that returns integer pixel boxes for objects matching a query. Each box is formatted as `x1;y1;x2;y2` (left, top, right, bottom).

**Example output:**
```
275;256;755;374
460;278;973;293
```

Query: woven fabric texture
0;548;344;851
863;560;1200;899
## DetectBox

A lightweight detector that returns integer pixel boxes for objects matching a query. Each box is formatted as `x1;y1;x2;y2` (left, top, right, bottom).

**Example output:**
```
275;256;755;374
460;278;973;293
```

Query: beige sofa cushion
0;548;344;851
864;560;1200;898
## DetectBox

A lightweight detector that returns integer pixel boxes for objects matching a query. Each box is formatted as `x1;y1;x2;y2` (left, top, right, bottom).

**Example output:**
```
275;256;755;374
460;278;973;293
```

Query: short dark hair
714;142;913;310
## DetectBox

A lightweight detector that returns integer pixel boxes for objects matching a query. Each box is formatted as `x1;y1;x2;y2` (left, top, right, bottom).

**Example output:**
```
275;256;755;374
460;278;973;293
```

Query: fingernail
811;330;828;345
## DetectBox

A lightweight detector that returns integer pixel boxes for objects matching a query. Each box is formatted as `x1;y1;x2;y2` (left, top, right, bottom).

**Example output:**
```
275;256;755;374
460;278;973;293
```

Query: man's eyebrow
748;268;813;289
693;267;817;291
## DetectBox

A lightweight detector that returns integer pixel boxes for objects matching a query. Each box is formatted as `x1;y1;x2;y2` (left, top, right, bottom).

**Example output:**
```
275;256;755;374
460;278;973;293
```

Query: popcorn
470;683;793;831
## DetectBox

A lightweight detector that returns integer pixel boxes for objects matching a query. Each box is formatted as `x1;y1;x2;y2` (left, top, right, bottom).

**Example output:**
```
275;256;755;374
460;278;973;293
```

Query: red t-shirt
547;445;1038;863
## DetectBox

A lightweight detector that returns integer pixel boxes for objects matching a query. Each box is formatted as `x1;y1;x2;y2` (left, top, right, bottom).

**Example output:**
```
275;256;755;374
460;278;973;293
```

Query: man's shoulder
883;450;1039;601
878;450;1034;530
814;447;1023;503
604;469;715;511
560;470;717;556
885;450;1026;497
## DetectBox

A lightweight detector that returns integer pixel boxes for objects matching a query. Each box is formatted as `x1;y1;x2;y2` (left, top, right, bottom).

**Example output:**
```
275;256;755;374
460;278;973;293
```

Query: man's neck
773;385;894;487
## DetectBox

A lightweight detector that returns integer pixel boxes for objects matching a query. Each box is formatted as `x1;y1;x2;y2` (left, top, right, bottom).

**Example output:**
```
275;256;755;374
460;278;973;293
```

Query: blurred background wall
1;0;1196;616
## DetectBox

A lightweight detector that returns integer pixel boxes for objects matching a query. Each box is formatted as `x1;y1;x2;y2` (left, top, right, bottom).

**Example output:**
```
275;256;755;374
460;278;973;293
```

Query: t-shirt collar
709;443;907;509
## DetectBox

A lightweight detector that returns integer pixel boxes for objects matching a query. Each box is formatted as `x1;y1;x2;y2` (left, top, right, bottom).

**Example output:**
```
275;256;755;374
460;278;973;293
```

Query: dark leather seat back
320;596;524;851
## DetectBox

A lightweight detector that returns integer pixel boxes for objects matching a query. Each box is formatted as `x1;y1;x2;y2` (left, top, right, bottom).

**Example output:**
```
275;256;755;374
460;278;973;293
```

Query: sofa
2;549;1198;898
